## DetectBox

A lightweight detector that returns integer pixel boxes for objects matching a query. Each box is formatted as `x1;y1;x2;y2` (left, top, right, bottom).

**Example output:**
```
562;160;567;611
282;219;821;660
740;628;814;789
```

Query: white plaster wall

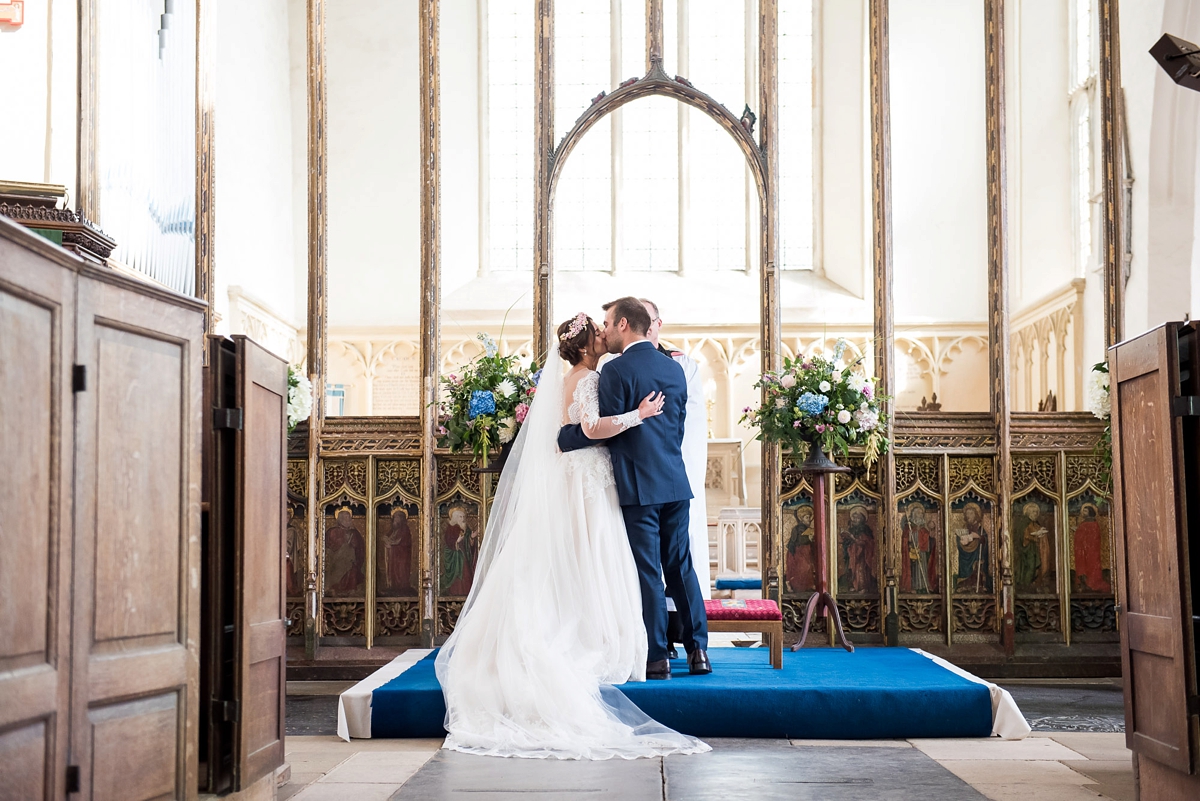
325;0;422;329
816;0;869;303
289;0;309;329
1009;0;1074;308
889;0;989;325
439;2;482;300
214;0;298;332
0;1;77;195
1121;0;1200;335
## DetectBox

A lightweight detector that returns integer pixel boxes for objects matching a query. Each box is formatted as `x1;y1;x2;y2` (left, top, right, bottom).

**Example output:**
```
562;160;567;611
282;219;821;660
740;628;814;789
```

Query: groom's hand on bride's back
557;422;591;453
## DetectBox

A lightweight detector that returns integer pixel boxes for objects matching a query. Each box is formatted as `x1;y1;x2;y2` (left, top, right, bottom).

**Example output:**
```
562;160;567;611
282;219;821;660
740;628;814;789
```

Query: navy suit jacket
558;341;693;507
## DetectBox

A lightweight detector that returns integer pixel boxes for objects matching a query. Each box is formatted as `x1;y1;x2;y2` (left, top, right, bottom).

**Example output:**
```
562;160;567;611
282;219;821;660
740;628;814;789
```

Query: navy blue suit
558;340;708;661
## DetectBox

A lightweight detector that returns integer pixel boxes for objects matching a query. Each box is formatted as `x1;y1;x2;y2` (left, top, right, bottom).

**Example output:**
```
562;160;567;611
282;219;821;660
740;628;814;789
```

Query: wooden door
0;227;76;799
70;269;203;800
1110;323;1199;774
231;335;288;787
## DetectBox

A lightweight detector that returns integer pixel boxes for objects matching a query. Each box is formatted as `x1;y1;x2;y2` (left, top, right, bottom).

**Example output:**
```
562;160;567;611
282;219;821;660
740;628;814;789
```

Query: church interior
3;0;1200;798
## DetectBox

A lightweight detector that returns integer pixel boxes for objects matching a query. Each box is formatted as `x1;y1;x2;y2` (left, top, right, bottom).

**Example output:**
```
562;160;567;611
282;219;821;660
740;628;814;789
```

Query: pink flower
815;423;826;433
801;361;813;371
514;403;530;423
793;420;802;428
448;374;459;383
863;384;873;399
436;425;448;436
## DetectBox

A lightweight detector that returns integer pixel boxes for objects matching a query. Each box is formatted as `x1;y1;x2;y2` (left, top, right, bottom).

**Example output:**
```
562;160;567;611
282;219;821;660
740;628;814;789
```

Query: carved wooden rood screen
288;0;1120;668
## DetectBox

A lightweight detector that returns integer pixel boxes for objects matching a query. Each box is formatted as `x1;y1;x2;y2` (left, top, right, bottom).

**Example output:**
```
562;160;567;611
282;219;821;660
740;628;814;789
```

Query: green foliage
738;340;891;469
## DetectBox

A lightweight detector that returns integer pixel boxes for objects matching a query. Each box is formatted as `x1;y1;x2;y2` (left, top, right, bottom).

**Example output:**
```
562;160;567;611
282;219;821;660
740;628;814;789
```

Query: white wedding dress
434;347;709;760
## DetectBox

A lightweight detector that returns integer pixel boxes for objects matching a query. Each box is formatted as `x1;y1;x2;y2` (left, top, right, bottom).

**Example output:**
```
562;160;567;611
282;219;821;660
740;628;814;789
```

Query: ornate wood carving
196;0;216;341
322;460;369;500
322;601;366;637
287;459;309;500
377;459;422;498
1015;598;1061;633
954;598;998;633
1071;599;1116;633
305;0;328;652
899;598;944;633
419;0;441;649
869;0;899;635
319;417;423;454
0;202;116;264
1098;0;1124;347
376;601;421;637
437;600;464;637
896;458;939;495
984;0;1014;653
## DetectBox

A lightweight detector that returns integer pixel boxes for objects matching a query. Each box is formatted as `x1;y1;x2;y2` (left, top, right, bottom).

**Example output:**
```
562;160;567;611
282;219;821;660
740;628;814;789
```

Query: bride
434;313;710;760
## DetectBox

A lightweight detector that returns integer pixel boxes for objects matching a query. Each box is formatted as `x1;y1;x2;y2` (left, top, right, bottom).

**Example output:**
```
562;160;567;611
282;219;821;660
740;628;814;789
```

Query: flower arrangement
739;339;890;469
287;365;313;433
1087;361;1113;499
437;333;538;468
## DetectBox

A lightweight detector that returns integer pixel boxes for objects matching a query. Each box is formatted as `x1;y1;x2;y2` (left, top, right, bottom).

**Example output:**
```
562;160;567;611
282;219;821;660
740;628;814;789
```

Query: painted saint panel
1068;493;1112;595
949;493;994;595
376;501;419;597
783;496;816;595
1013;491;1058;593
899;492;941;594
438;498;481;597
323;502;367;598
285;501;307;599
835;492;879;596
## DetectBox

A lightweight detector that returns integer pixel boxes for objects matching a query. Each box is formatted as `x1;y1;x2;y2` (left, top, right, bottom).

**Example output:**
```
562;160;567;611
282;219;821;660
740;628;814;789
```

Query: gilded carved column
759;0;782;604
984;0;1015;656
532;0;554;358
647;0;663;69
305;0;328;658
78;0;99;223
869;0;898;644
1098;0;1124;348
419;0;441;647
195;0;217;346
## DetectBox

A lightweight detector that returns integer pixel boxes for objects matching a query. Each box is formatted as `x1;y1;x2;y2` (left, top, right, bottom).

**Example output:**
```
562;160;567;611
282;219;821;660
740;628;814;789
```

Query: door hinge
65;765;80;793
71;365;86;393
213;698;240;722
1173;396;1200;417
212;407;244;430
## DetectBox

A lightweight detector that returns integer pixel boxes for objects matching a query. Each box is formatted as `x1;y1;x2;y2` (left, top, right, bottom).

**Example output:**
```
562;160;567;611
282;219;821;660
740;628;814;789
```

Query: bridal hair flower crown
559;312;589;342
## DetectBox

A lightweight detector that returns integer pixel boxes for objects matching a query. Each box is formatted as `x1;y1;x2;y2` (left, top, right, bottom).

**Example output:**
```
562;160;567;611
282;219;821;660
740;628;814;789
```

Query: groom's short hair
602;296;652;335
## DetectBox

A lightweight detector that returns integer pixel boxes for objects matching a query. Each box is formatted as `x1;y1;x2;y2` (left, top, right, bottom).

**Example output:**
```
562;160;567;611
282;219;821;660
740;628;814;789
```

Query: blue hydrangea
468;390;496;419
796;392;829;416
531;368;543;386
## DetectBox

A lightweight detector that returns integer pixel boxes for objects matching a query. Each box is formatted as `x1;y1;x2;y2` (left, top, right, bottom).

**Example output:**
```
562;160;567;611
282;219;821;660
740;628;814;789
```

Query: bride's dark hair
557;314;595;366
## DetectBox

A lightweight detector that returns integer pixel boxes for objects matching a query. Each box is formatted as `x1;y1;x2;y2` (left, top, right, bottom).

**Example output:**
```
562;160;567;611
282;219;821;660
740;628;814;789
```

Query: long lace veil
433;343;708;759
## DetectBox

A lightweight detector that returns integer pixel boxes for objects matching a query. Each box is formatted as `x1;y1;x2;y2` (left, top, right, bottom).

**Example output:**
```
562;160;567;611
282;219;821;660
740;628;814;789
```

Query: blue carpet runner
369;648;994;740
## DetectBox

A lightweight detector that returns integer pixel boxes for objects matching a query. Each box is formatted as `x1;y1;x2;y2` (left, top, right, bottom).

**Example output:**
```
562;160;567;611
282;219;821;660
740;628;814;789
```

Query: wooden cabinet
0;217;204;800
1110;322;1200;798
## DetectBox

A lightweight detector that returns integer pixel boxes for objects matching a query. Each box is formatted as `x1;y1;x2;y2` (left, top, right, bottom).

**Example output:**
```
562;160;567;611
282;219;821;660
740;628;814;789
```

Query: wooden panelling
234;337;287;787
92;324;184;647
1111;324;1195;774
72;265;202;800
0;721;50;801
88;694;181;801
0;219;76;800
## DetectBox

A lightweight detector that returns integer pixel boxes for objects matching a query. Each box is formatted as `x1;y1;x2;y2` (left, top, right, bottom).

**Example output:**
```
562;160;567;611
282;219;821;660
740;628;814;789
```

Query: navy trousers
622;499;708;662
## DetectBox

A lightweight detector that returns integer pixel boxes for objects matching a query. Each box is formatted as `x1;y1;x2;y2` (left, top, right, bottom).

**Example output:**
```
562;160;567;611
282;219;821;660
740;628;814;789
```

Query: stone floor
278;733;1134;800
279;673;1133;800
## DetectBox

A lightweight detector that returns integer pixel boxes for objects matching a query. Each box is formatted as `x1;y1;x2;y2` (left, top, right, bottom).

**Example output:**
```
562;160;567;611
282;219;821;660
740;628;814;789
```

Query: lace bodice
561;371;627;499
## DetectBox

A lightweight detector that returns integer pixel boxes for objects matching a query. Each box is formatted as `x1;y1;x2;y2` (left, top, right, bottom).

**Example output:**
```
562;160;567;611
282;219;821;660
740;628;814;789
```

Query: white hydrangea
1086;369;1111;419
819;380;832;393
495;378;517;398
287;368;313;430
855;408;879;431
837;409;852;424
497;416;516;443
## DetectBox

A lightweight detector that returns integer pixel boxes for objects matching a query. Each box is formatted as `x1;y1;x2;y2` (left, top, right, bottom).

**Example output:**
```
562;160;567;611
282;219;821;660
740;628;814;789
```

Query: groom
558;296;711;679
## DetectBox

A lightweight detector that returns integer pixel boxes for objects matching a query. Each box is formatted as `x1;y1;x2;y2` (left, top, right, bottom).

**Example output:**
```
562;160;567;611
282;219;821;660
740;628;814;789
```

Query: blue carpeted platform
369;648;994;740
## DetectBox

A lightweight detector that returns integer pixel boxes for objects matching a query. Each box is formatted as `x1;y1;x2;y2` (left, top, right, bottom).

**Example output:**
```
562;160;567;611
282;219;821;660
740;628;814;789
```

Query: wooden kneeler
704;599;784;669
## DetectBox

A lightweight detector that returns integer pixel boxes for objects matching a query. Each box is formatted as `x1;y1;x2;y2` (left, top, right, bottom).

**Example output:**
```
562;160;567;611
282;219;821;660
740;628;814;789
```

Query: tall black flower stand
786;444;855;653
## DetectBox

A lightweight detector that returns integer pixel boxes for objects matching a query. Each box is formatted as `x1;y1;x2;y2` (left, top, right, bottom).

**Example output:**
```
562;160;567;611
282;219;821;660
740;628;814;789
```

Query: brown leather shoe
687;649;712;675
646;659;671;680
